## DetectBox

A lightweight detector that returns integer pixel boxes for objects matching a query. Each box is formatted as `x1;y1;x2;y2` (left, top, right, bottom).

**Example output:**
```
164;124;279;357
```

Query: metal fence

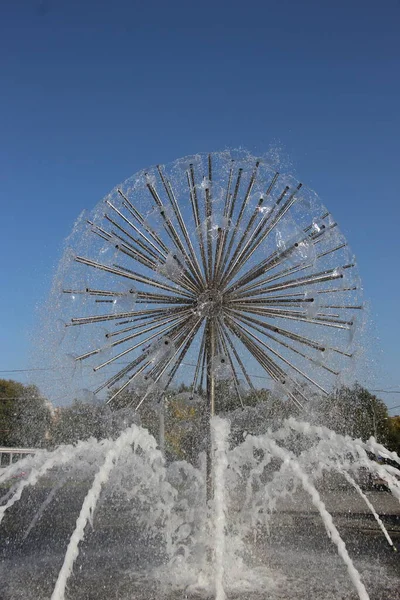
0;447;40;467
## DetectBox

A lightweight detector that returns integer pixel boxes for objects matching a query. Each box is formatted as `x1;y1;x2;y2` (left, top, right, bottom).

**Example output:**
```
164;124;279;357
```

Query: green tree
164;392;202;462
0;379;52;448
51;399;117;446
101;381;399;461
317;383;390;442
386;415;400;455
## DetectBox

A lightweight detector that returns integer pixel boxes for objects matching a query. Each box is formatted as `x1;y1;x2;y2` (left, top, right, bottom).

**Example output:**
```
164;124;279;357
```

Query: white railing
0;446;40;467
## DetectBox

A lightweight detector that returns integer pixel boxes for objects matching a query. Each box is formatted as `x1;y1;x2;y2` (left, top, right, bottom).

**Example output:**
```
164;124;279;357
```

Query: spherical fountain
1;151;399;600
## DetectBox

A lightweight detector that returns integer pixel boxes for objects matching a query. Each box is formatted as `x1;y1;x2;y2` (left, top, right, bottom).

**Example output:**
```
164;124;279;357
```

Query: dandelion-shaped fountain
53;151;362;412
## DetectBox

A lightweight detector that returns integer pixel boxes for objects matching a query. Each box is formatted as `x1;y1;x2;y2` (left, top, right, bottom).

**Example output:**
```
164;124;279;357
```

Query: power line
2;366;400;400
0;367;58;373
1;392;400;413
0;397;45;401
4;366;400;388
370;389;400;394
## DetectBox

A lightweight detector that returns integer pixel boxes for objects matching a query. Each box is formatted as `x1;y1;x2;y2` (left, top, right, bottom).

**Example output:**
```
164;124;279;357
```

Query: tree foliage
316;383;391;443
0;379;52;448
387;415;400;455
160;383;399;460
50;399;139;446
2;377;398;461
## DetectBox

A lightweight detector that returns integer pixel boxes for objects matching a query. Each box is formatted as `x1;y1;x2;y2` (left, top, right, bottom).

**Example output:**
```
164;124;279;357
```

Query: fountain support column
211;416;229;600
206;317;216;502
205;318;229;599
159;394;165;458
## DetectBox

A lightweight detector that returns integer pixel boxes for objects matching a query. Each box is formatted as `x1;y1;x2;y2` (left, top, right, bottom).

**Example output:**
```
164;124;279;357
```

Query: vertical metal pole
159;395;165;457
210;319;216;417
371;397;378;440
206;318;216;502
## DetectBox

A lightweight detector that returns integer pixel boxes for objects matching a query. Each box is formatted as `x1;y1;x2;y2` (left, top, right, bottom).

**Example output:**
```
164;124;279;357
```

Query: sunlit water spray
51;423;164;600
1;415;399;599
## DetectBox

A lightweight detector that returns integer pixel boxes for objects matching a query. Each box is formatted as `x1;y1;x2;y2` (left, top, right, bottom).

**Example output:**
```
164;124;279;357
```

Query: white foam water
1;416;399;600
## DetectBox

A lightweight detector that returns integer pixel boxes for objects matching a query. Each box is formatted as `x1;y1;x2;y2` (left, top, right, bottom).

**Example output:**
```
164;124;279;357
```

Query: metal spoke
230;303;353;330
135;317;202;410
95;313;191;373
222;183;303;287
225;315;305;409
75;256;194;298
230;317;329;395
216;318;244;408
214;161;234;280
233;312;339;376
220;325;255;390
222;161;260;274
106;199;167;260
145;181;202;291
232;264;353;298
224;307;326;351
156;165;204;286
188;164;208;282
217;168;244;279
225;213;335;293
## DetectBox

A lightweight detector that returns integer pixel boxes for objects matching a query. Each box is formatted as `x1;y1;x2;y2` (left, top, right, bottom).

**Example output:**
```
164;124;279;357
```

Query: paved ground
0;483;399;599
276;488;400;516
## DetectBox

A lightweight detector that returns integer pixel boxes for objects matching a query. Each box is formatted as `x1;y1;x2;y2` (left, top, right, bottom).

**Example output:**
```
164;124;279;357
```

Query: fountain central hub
195;288;224;317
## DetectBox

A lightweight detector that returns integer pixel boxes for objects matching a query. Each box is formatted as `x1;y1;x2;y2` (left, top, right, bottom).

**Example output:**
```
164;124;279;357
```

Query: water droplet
211;354;232;380
146;336;175;364
347;316;358;346
197;214;230;242
77;389;97;404
156;253;184;281
64;353;82;380
54;319;67;344
111;286;138;312
276;225;316;267
304;291;320;318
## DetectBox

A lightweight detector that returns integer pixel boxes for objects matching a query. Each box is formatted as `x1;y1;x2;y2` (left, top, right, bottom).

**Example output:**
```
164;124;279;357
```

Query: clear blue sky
1;0;399;409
